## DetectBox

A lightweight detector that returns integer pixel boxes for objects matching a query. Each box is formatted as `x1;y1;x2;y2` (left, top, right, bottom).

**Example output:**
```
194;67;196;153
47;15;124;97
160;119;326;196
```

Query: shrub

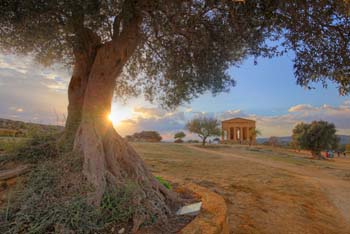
174;138;183;143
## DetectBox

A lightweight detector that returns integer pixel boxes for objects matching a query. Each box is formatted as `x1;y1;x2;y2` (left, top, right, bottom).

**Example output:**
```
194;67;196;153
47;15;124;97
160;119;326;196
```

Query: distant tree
186;117;220;146
187;139;199;144
128;131;162;142
268;136;279;147
249;129;262;145
174;131;186;143
292;121;339;159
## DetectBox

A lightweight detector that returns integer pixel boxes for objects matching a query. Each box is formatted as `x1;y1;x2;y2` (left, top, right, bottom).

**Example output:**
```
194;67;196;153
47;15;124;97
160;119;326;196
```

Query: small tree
186;117;220;146
268;136;279;147
174;131;186;143
249;129;261;145
292;121;339;159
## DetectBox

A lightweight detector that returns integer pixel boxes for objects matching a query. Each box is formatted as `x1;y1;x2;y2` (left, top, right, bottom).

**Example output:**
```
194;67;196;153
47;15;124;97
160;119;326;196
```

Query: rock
118;228;125;234
176;202;202;216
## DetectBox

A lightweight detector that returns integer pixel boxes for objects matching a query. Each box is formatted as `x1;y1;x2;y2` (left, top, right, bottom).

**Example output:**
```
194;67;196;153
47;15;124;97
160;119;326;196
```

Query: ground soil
133;143;350;234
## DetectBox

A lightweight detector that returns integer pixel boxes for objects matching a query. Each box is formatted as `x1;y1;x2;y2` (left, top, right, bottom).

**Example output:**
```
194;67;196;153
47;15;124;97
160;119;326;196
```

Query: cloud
288;104;314;112
133;107;167;119
115;100;350;140
1;53;350;139
0;54;69;125
258;101;350;136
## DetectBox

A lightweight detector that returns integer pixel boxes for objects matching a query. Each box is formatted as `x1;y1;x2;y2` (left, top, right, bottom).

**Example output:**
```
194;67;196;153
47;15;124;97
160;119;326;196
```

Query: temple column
238;127;241;142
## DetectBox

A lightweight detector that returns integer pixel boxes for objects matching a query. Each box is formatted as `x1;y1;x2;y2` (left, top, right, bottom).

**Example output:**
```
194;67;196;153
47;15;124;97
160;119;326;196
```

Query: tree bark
202;137;207;146
72;17;178;232
60;29;101;151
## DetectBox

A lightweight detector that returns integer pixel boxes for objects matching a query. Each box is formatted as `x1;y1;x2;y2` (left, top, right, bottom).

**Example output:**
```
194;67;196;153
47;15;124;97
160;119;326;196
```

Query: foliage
268;136;279;147
174;139;183;143
187;140;199;143
155;176;172;190
1;1;349;108
174;131;186;140
250;129;262;138
186;117;220;145
292;121;339;158
126;131;162;142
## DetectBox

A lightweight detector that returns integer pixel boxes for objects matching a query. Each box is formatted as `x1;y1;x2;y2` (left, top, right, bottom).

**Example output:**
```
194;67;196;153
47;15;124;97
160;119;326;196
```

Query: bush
174;139;183;143
187;139;199;143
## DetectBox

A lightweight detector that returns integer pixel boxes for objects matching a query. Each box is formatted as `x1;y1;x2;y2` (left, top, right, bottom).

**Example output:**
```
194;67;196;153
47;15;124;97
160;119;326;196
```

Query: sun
107;103;134;126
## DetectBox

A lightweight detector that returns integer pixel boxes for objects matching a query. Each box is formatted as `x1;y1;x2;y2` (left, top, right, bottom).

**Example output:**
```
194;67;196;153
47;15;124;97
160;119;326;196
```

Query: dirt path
134;143;350;234
187;145;350;232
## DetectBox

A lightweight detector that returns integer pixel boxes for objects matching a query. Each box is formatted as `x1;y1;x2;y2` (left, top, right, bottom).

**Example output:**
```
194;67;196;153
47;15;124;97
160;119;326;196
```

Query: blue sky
0;53;349;140
191;55;348;116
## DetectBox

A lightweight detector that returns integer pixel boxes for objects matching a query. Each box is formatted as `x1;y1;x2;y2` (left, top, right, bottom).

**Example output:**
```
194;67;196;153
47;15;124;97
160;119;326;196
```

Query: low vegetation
0;133;140;233
125;131;162;142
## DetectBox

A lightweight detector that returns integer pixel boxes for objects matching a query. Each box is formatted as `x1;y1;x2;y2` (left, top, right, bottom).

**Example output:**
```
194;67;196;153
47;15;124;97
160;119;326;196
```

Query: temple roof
222;117;256;123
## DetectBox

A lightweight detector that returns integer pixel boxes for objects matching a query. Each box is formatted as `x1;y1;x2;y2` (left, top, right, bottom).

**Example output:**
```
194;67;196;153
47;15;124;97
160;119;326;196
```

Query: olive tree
186;117;221;145
1;0;350;230
292;121;339;159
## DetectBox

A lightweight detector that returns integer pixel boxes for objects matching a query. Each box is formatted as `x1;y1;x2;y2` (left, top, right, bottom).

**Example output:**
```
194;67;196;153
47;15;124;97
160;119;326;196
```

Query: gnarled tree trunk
60;29;100;150
71;17;178;232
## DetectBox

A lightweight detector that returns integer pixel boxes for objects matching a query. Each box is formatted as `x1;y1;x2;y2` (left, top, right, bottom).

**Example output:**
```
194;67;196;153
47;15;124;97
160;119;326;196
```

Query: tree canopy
186;117;220;145
174;131;186;140
1;1;349;108
292;121;339;159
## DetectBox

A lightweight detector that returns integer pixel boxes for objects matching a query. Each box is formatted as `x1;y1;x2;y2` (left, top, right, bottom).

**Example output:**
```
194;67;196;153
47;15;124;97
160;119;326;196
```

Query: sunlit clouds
111;100;350;140
1;53;350;140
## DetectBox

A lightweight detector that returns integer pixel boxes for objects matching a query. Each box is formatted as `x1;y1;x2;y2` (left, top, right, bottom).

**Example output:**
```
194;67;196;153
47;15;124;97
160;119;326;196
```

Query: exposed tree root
74;123;180;232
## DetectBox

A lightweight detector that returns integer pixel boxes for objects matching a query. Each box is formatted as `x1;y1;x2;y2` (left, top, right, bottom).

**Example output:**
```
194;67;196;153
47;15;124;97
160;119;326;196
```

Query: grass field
133;142;350;234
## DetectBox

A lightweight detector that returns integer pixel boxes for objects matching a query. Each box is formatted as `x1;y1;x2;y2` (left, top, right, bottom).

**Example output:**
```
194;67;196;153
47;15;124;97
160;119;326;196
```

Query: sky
1;52;350;140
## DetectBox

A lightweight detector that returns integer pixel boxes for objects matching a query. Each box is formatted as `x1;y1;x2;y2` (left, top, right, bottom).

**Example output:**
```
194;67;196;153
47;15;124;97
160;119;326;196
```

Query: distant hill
257;135;350;145
0;118;63;137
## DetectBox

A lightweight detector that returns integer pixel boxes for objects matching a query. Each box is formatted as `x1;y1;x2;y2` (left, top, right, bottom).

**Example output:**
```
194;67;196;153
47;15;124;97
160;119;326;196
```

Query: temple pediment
222;117;255;123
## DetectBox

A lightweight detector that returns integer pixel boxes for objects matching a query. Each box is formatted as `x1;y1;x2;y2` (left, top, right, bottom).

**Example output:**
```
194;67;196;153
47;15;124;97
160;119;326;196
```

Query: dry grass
133;142;350;234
